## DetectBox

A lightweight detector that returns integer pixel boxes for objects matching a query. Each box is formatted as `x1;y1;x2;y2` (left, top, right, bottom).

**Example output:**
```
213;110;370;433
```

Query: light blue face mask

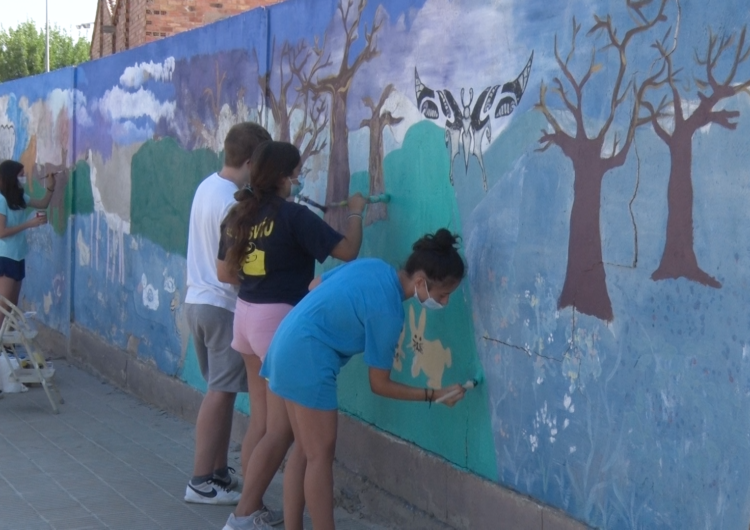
17;176;26;186
414;283;444;310
288;177;303;197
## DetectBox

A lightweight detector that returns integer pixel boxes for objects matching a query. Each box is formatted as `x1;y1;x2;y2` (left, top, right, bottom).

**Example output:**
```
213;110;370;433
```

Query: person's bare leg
235;389;293;516
290;402;338;530
283;402;307;530
193;390;236;477
8;278;21;306
241;353;267;478
0;276;18;329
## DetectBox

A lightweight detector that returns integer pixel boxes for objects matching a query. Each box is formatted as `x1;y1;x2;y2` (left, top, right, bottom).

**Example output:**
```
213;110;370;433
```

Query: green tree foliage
0;21;89;82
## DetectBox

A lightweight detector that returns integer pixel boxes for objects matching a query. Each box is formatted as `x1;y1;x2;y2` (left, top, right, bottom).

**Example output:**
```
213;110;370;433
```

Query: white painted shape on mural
143;281;159;311
141;273;148;289
26;99;67;165
163;268;176;293
569;446;576;454
47;89;91;127
87;150;130;284
76;229;91;266
43;292;52;314
120;58;176;89
563;418;570;429
96;86;176;123
0;97;16;159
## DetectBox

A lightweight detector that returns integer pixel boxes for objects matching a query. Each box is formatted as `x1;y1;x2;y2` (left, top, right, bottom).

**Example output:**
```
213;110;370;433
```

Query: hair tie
243;184;254;194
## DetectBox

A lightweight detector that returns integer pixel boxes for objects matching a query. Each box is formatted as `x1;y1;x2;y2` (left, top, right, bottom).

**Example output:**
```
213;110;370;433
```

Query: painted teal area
337;121;497;480
130;138;222;257
72;160;94;215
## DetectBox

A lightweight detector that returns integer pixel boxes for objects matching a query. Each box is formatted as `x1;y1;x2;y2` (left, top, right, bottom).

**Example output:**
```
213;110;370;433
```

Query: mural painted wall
2;0;750;528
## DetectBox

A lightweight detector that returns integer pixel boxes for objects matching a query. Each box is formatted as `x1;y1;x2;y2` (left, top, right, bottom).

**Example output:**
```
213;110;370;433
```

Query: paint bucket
0;355;27;393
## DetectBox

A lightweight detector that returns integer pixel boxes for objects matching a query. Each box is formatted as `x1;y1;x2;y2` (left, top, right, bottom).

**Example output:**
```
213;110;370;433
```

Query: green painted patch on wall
336;120;498;481
72;160;94;215
130;138;222;256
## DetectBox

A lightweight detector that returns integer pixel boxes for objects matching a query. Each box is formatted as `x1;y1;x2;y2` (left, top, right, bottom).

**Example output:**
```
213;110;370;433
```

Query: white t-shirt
185;173;239;311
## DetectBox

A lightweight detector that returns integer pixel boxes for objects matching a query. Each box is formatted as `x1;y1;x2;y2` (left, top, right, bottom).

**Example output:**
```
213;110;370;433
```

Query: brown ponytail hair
223;141;301;275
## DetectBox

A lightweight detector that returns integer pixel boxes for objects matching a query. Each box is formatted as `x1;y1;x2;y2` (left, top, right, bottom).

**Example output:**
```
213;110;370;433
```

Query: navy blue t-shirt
218;198;343;305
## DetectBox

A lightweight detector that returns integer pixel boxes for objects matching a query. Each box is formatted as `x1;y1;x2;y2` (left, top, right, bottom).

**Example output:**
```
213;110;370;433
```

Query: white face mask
414;283;444;310
17;176;26;186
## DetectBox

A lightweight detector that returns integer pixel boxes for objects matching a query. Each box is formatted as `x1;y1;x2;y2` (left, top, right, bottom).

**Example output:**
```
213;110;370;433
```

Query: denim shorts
0;257;25;281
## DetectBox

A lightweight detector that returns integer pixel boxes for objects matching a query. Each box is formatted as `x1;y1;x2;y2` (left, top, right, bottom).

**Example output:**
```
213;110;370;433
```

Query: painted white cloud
120;57;176;89
47;88;92;127
96;86;176;123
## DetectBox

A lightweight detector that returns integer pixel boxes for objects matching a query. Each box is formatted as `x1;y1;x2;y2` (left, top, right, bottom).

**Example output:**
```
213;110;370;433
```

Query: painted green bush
130;138;222;256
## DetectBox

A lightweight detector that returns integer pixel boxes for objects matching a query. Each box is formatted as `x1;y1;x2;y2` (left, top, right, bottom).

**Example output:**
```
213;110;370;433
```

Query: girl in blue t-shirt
234;230;467;530
218;141;367;530
0;160;56;312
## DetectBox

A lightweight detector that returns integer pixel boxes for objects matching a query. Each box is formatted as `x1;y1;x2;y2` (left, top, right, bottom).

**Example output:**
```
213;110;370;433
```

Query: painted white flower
143;284;159;311
163;276;176;293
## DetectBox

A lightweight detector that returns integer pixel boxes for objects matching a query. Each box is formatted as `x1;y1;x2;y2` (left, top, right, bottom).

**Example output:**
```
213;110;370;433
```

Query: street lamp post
45;0;50;72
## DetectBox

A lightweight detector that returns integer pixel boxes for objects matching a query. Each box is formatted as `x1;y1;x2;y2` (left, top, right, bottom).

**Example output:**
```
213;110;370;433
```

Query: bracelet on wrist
347;213;363;220
46;187;55;192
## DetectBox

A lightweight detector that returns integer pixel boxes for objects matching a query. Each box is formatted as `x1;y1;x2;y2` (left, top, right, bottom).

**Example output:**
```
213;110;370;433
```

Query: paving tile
49;516;104;530
0;364;394;530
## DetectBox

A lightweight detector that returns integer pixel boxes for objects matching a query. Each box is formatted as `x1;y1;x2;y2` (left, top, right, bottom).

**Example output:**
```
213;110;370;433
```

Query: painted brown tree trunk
365;116;387;226
558;160;613;321
651;131;721;287
276;113;291;143
324;90;351;232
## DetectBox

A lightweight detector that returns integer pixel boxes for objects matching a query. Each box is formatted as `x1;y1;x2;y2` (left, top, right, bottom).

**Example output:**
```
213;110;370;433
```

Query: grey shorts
185;303;247;393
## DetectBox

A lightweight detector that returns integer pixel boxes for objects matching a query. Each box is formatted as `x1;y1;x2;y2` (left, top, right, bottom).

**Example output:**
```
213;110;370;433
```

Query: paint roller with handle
298;193;391;213
434;370;484;405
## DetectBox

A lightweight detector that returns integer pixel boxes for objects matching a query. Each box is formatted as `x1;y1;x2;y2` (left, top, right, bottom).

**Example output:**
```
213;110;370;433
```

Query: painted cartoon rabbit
409;305;452;389
393;323;407;371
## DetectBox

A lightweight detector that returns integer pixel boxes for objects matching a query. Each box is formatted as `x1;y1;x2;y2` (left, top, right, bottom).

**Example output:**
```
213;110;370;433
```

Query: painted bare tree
360;83;402;225
536;0;667;321
256;42;330;173
642;27;750;287
302;0;383;231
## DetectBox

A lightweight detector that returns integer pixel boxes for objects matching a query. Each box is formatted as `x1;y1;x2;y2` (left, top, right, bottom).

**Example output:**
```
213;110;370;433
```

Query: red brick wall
93;0;282;57
91;0;115;60
143;0;283;43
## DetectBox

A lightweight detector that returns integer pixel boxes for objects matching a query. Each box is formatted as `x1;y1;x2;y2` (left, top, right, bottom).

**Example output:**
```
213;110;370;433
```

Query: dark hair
223;122;271;168
404;229;465;283
224;141;301;275
0;160;26;210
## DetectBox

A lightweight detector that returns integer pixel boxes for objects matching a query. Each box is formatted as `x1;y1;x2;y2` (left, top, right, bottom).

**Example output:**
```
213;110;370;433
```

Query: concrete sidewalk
0;363;391;530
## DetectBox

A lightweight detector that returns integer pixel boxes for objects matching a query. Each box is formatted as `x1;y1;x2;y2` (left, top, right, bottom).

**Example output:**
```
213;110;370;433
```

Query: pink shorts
231;299;293;361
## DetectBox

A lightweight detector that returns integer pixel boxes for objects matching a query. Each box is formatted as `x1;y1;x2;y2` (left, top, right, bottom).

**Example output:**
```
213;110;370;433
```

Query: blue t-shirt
261;258;405;409
0;193;31;261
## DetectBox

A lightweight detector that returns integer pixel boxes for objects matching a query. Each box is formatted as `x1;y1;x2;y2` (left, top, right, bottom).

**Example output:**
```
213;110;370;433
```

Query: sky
3;0;98;38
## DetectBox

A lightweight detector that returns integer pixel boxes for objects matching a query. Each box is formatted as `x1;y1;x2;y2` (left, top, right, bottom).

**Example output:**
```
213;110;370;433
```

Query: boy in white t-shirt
184;122;271;505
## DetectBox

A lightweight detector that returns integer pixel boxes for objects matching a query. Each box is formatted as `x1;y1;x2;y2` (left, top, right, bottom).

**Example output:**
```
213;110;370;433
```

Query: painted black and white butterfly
415;52;533;191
